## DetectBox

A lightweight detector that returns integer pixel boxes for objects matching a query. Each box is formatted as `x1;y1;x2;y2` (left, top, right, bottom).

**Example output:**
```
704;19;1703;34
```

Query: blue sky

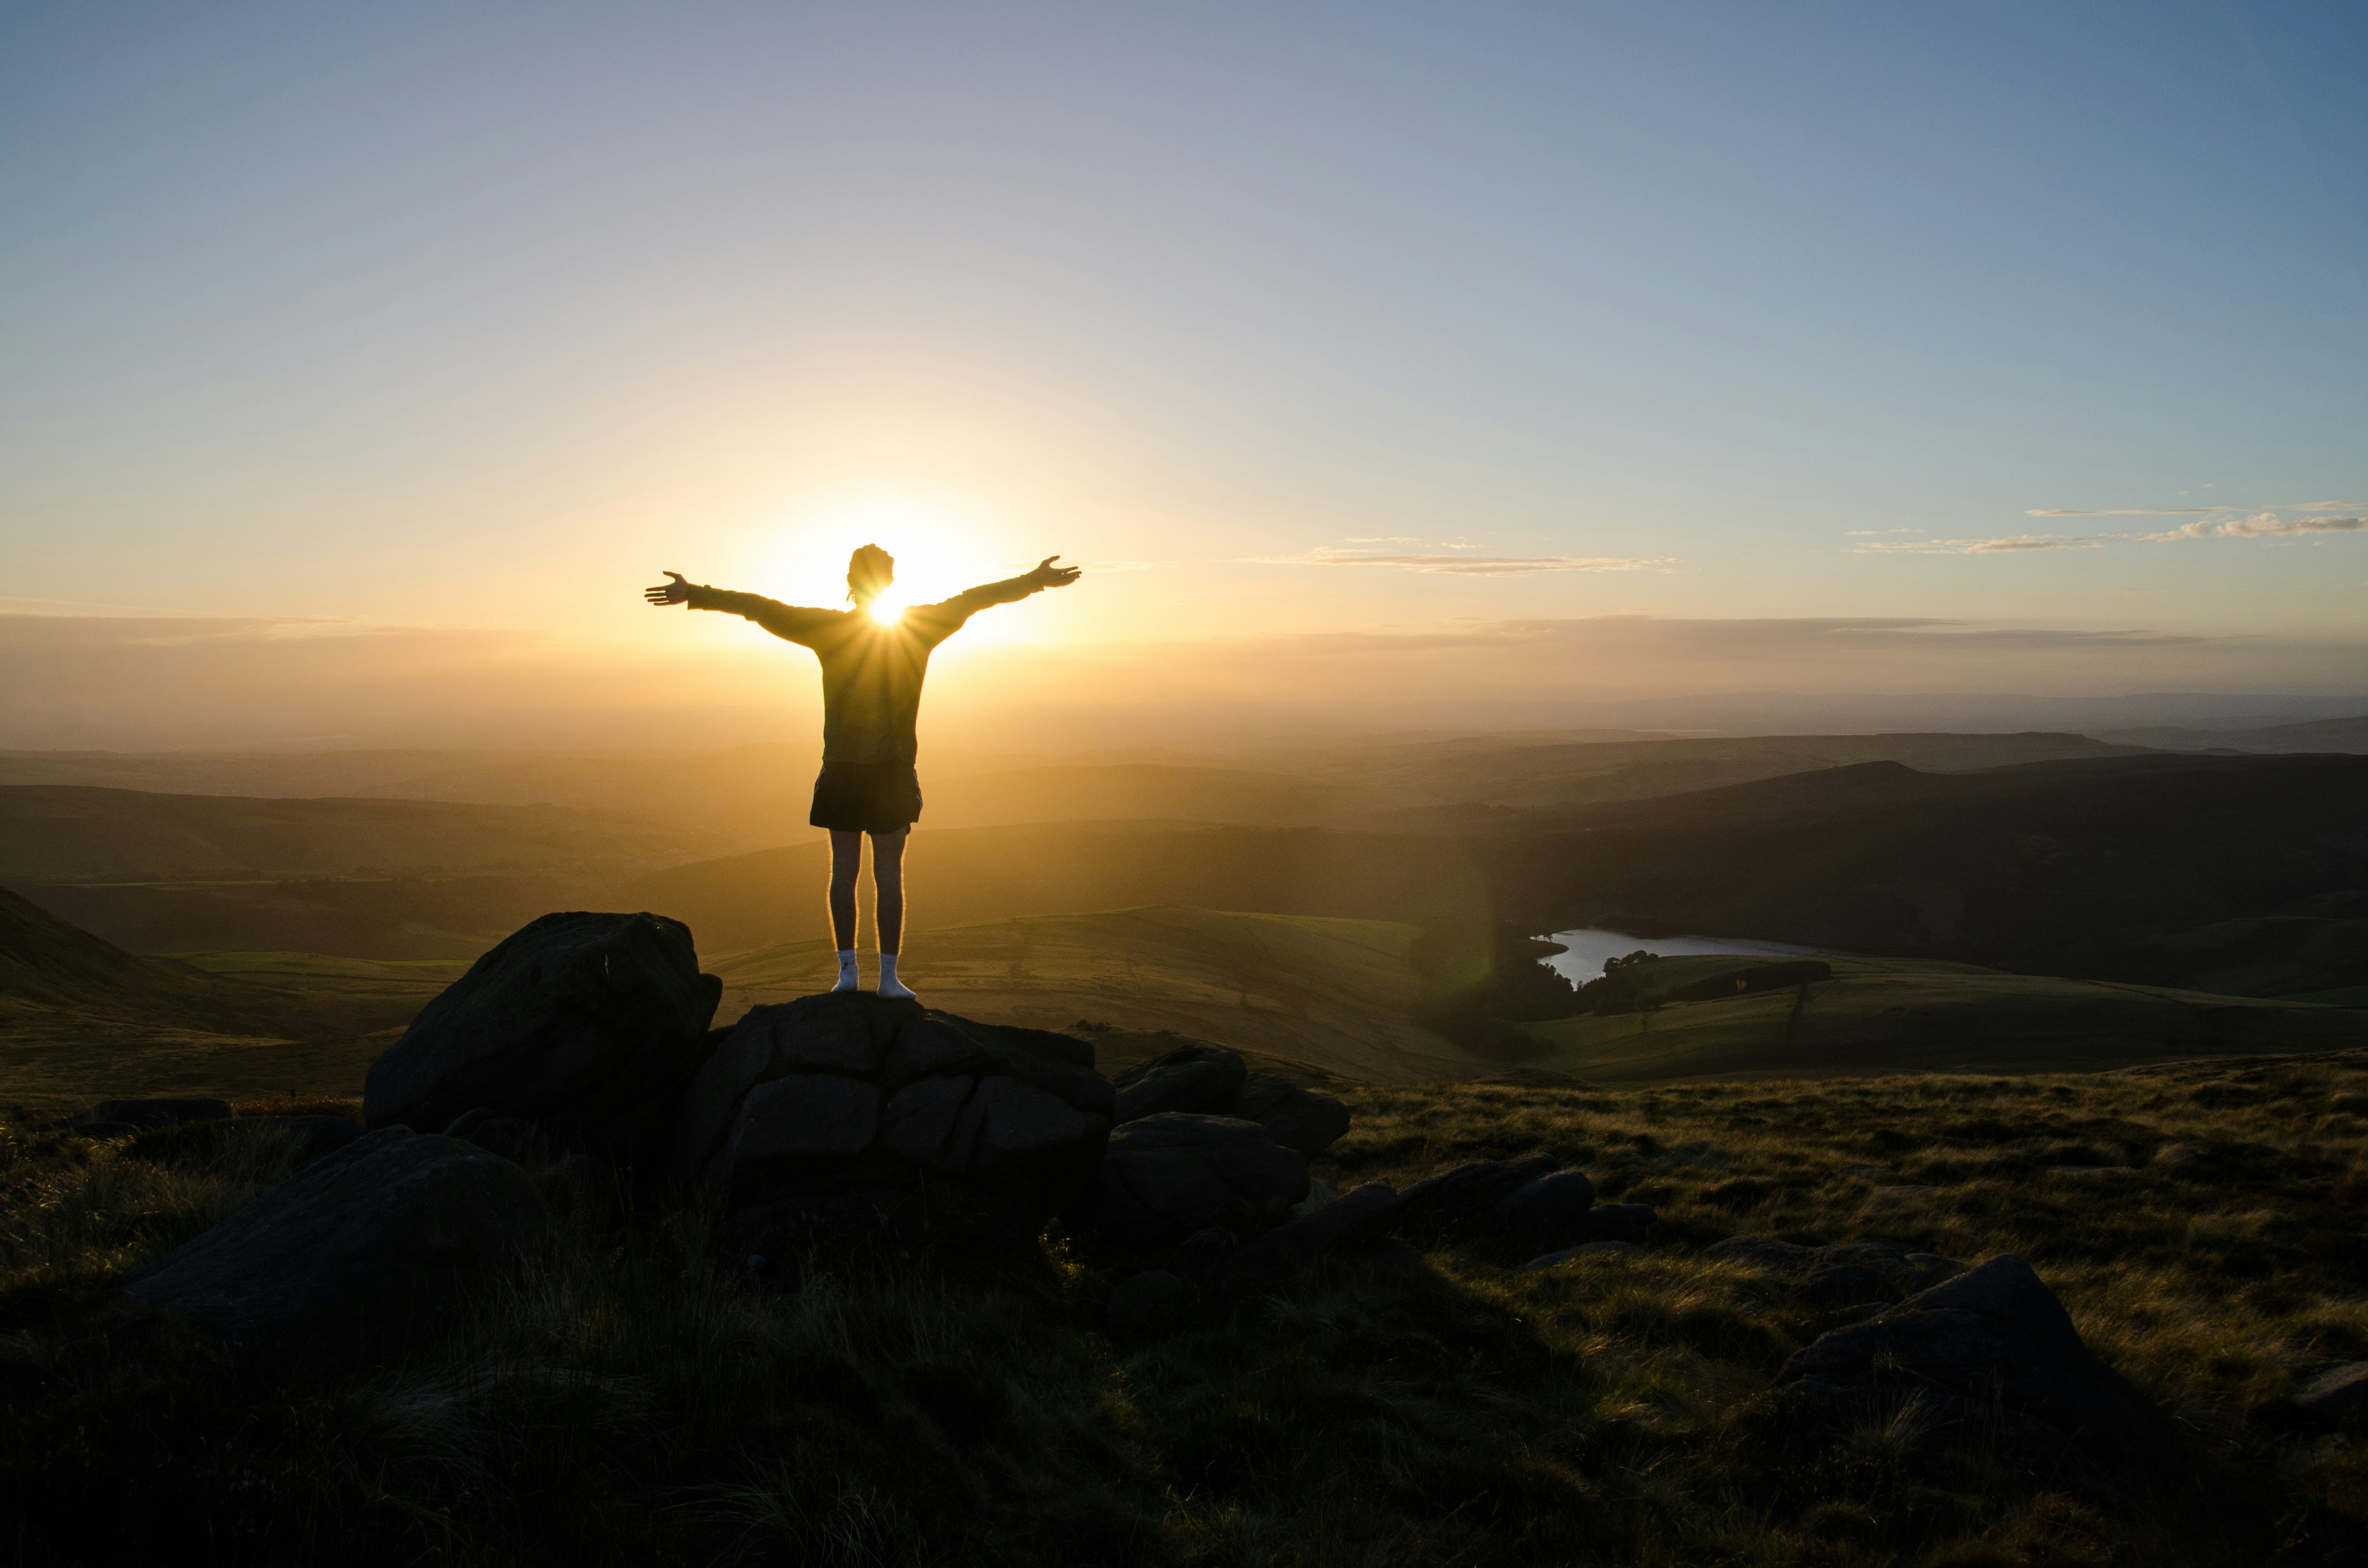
2;2;2363;744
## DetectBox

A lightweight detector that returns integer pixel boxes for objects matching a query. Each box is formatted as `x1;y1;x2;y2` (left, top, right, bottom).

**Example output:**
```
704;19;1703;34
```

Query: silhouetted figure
645;545;1081;999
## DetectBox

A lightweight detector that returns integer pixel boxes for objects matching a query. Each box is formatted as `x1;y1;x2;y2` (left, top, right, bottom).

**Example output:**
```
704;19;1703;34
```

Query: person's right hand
644;571;692;606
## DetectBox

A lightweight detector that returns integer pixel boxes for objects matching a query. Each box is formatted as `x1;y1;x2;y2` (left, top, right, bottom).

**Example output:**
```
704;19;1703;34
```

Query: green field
1520;955;2366;1084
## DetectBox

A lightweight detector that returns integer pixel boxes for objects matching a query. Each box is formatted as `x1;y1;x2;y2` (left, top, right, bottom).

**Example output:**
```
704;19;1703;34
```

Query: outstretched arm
916;556;1081;631
642;571;838;645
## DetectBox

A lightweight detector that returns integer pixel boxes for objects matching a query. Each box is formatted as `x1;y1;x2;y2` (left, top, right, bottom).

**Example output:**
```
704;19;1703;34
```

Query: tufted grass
1;1052;2366;1565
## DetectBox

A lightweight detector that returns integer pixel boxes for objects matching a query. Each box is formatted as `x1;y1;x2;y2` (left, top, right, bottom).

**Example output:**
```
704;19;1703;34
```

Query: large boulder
123;1127;548;1365
1778;1254;2182;1482
363;912;723;1163
1100;1113;1308;1251
674;992;1113;1226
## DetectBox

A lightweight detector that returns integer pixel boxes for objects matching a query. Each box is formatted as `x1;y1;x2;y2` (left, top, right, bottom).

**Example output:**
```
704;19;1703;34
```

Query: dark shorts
810;761;922;833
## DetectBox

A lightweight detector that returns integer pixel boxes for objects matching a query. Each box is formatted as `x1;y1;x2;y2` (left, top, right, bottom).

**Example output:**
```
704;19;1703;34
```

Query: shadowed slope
1489;753;2368;977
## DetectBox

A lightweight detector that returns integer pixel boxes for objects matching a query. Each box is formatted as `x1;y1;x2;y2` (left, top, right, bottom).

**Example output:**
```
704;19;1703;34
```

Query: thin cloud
2028;499;2363;516
2143;514;2368;542
1248;549;1678;576
1853;535;2104;555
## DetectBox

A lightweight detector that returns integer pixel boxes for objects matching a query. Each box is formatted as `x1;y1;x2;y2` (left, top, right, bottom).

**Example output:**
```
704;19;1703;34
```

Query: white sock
832;949;858;992
878;953;916;999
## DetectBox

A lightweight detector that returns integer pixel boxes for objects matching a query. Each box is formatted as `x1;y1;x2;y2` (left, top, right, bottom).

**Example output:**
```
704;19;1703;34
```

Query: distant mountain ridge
2093;714;2368;755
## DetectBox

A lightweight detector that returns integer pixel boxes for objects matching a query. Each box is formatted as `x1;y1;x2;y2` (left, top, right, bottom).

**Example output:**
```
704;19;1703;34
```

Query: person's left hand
1028;555;1082;590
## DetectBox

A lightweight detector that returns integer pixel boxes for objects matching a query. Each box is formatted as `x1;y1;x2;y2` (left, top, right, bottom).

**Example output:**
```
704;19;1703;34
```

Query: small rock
1250;1089;1352;1157
2326;1092;2368;1115
2294;1363;2368;1419
1105;1269;1185;1333
1396;1153;1557;1237
1492;1170;1597;1246
1100;1113;1308;1250
1523;1239;1639;1269
82;1098;230;1130
1110;1044;1247;1122
1201;1182;1400;1294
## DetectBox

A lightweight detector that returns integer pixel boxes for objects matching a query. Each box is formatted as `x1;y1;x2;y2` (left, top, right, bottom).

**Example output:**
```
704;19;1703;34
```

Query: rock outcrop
1110;1042;1351;1157
364;912;723;1163
1777;1253;2181;1482
673;992;1113;1229
123;1127;548;1364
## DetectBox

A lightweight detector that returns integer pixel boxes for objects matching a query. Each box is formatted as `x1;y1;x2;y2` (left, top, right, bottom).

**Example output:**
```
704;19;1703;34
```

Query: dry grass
2;1056;2365;1565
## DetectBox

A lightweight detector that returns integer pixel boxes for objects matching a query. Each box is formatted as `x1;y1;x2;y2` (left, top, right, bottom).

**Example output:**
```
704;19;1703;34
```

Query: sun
866;596;906;626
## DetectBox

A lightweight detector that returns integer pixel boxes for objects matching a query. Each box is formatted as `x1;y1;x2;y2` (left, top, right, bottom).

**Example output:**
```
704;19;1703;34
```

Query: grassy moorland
1520;955;2365;1084
4;1049;2366;1566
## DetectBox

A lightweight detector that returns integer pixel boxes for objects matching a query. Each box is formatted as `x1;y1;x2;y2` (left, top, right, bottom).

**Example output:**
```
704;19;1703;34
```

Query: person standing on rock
644;545;1081;1000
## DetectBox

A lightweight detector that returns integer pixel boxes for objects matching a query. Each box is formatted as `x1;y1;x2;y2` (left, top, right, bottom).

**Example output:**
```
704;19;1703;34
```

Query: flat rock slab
365;911;723;1163
123;1127;549;1366
1779;1254;2182;1483
676;993;1112;1223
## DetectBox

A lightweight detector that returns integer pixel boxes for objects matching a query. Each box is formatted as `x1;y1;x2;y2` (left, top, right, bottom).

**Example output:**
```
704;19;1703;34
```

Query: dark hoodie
684;574;1042;765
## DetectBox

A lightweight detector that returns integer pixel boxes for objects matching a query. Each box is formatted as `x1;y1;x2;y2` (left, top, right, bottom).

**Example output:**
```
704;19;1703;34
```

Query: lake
1541;928;1838;986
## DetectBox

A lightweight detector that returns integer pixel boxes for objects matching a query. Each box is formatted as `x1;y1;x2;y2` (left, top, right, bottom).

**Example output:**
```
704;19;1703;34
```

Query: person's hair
846;543;895;604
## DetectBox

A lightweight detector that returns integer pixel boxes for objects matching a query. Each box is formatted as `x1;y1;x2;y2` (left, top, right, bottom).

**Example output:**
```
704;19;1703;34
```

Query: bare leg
828;831;863;990
872;829;914;999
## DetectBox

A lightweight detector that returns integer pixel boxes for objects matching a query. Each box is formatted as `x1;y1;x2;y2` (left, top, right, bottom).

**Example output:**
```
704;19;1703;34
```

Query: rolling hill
0;888;331;1108
2095;714;2368;754
622;820;1493;955
1484;752;2368;980
13;873;591;960
708;905;1492;1082
0;785;728;882
1516;953;2364;1084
